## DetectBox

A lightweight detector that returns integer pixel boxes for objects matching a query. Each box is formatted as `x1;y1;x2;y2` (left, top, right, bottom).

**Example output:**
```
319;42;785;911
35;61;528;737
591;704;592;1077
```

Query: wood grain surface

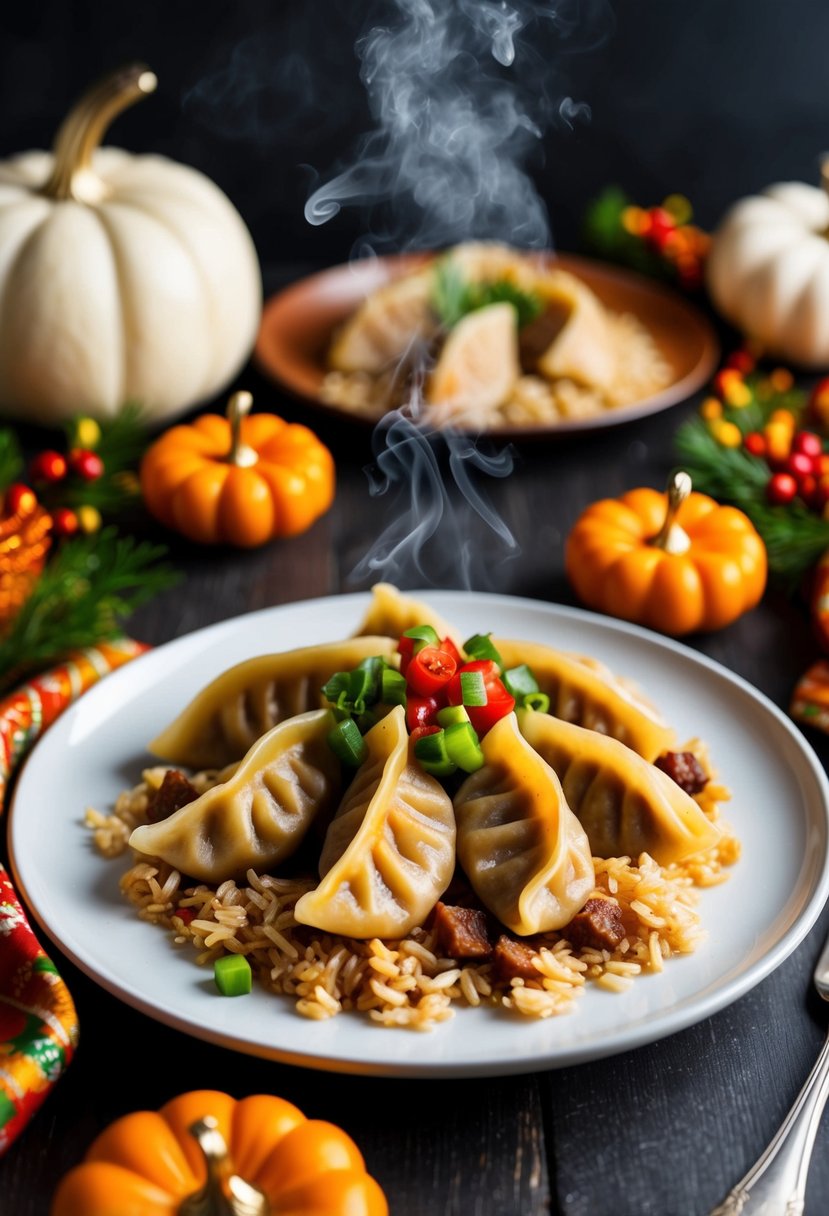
2;265;828;1215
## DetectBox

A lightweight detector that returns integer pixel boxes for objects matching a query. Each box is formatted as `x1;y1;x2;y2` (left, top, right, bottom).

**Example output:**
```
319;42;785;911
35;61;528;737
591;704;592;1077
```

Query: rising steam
306;0;602;250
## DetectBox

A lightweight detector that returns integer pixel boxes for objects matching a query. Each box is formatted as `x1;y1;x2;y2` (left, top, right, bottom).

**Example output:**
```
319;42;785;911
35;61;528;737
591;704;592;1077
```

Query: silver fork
708;926;829;1216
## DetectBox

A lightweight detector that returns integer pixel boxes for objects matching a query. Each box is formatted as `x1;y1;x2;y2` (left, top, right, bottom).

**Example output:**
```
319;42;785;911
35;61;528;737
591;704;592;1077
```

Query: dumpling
150;636;397;769
533;268;616;390
328;268;437;374
493;637;675;762
353;583;462;648
294;706;456;939
516;708;720;865
453;713;595;936
130;709;341;882
427;303;521;420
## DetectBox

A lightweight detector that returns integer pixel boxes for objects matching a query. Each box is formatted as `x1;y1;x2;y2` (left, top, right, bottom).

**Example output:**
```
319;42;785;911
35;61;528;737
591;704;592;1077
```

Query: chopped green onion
413;728;457;777
381;668;407;706
523;692;550;713
321;670;351;705
403;624;440;653
444;721;485;773
503;664;540;701
463;633;503;668
214;954;252;997
347;665;375;713
437;704;470;727
328;718;368;767
460;669;488;707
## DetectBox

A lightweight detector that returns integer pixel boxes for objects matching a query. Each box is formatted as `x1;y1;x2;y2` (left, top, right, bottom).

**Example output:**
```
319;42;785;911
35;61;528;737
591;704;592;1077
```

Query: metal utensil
708;926;829;1215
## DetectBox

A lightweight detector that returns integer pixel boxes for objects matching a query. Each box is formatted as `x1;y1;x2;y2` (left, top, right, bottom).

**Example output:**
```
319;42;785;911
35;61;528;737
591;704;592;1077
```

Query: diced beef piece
146;770;199;823
433;902;493;959
565;898;625;952
492;935;542;984
655;750;709;796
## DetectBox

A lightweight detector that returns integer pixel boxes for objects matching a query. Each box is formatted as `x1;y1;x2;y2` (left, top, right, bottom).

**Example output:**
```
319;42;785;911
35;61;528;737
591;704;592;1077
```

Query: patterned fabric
0;638;148;1153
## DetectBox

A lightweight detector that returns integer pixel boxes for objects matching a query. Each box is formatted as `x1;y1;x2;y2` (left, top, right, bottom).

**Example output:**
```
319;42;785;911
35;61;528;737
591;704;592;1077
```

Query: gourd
50;1089;388;1216
0;64;261;424
565;472;767;635
140;391;335;546
707;171;829;367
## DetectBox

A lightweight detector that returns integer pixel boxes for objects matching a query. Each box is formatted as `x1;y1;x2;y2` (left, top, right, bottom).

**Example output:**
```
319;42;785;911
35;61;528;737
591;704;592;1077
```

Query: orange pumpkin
51;1089;388;1216
565;472;767;636
140;392;335;547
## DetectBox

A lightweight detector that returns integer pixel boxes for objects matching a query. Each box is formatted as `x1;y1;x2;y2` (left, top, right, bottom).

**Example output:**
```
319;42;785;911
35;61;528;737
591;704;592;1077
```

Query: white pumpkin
0;65;262;425
707;176;829;367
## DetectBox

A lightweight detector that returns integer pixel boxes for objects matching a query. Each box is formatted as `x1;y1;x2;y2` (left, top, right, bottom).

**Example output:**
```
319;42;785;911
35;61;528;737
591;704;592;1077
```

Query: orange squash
140;392;335;547
565;472;767;636
51;1089;388;1216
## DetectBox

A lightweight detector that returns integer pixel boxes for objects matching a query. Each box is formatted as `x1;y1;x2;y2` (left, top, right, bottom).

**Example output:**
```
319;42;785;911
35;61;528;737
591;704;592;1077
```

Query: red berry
646;207;675;243
818;475;829;507
767;472;798;505
792;431;824;460
725;349;756;375
52;507;79;537
30;450;67;483
786;452;814;480
4;482;37;516
744;432;766;458
800;474;818;507
68;448;105;481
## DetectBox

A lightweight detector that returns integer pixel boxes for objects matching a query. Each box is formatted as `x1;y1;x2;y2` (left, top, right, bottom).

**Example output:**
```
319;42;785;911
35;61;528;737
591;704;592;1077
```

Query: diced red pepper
439;636;463;665
397;634;415;676
406;694;441;733
406;645;457;697
446;659;515;736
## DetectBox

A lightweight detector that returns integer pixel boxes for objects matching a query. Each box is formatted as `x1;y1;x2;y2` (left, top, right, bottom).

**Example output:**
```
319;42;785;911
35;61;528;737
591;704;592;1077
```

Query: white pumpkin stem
227;391;259;468
178;1117;271;1216
41;63;157;202
651;471;693;555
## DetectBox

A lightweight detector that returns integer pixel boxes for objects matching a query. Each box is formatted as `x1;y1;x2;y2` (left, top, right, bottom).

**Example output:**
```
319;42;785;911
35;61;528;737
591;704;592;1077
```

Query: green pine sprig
0;527;179;693
60;404;147;513
0;428;23;494
431;259;543;331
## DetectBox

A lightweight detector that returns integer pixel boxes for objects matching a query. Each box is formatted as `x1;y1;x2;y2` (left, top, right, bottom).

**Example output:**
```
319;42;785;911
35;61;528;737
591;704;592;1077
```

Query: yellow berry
77;505;102;533
75;417;101;448
769;409;796;430
700;397;723;420
621;206;649;236
770;368;794;392
712;420;742;448
723;380;752;407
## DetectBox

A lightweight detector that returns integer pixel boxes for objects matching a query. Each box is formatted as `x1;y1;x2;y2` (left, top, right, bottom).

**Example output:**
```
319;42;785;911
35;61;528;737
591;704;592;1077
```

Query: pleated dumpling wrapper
516;708;721;866
130;709;341;883
294;706;456;939
150;636;397;769
492;638;676;763
328;267;437;374
352;583;463;648
454;713;595;936
534;268;616;390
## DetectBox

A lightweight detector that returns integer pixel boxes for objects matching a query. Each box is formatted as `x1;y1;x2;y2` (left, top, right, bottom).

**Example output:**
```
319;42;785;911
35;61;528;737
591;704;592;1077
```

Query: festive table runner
0;638;147;1153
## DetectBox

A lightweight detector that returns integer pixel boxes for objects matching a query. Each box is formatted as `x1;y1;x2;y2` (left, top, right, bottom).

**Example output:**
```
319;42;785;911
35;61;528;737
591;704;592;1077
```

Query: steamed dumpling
328;268;437;374
150;636;397;769
294;706;456;939
534;268;616;390
516;708;720;865
353;583;462;648
493;638;675;762
426;303;521;420
453;713;595;936
130;710;341;882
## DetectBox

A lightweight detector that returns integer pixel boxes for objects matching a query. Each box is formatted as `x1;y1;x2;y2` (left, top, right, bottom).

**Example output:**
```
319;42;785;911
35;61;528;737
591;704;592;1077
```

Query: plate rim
254;253;721;440
8;590;829;1077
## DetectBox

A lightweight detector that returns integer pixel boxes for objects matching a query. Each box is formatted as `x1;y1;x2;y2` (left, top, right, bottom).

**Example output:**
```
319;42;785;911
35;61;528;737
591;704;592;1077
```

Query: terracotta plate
254;252;720;438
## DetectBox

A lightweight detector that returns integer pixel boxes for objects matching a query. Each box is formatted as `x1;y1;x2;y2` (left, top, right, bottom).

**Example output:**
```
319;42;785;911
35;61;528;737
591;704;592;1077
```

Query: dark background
1;0;828;267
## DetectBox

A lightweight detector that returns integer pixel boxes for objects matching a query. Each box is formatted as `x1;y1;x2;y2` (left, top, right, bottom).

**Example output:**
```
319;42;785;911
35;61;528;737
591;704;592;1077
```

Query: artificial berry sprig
583;187;710;290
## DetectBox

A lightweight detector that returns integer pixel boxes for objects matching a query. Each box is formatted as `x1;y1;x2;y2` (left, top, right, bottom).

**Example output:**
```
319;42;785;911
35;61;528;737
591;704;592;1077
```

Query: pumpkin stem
41;64;157;203
178;1117;271;1216
651;471;693;555
227;392;259;468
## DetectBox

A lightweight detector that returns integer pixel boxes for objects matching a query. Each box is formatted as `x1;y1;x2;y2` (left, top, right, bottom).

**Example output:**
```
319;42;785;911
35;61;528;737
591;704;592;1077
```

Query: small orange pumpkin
51;1089;388;1216
140;392;335;547
565;472;767;636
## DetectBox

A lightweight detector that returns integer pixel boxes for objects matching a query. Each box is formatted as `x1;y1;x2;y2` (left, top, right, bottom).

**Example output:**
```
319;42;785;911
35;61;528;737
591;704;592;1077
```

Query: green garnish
460;669;488;707
437;705;470;728
503;664;540;702
413;729;456;777
462;633;503;668
214;954;252;997
523;692;550;713
327;718;368;767
403;625;440;653
444;722;485;773
381;668;407;707
432;259;543;331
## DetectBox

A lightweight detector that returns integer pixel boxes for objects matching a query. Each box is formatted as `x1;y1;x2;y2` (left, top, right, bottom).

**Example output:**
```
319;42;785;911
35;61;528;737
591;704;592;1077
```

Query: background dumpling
130;709;341;882
150;636;397;769
353;583;462;648
454;713;595;936
294;706;456;939
493;637;675;762
516;708;721;865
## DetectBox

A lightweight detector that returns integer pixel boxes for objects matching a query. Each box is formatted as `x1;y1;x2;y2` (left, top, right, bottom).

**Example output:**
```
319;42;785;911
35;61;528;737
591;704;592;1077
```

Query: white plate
8;592;829;1077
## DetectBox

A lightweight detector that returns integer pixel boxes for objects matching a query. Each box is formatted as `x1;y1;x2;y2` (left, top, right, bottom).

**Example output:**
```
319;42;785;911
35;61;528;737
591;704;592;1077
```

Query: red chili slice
447;659;515;736
406;694;441;733
406;646;457;697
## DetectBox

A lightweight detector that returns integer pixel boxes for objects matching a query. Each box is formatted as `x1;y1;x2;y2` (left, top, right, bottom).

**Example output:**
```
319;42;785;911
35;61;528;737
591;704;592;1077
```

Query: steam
306;0;601;250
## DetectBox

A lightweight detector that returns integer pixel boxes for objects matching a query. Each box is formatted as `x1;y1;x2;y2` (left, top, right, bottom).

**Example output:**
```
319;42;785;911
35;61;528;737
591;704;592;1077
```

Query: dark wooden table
3;264;829;1216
